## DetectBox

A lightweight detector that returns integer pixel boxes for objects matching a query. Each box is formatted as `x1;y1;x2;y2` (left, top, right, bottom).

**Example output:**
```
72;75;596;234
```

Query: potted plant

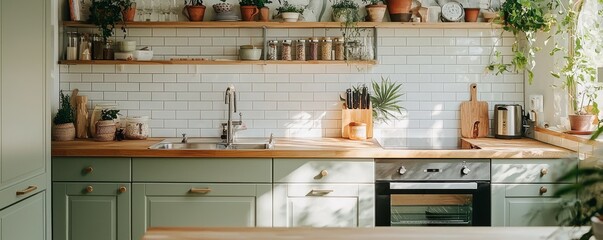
121;0;136;22
214;0;234;14
363;0;386;22
95;109;120;142
256;0;273;21
89;0;132;41
276;1;304;22
331;0;360;23
370;76;405;123
52;92;75;141
385;0;412;22
240;0;260;21
183;0;206;21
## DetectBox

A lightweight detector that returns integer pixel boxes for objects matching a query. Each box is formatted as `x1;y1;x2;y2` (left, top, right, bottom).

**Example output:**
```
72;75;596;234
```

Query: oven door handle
390;182;478;190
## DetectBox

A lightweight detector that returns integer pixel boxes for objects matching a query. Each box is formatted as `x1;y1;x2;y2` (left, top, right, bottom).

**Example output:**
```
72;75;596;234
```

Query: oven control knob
461;166;471;175
398;166;407;175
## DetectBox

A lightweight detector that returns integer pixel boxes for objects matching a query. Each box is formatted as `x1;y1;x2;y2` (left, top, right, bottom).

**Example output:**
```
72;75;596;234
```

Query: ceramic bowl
282;12;300;22
213;2;232;13
118;41;137;52
239;45;262;60
593;216;603;240
133;50;154;61
114;52;134;60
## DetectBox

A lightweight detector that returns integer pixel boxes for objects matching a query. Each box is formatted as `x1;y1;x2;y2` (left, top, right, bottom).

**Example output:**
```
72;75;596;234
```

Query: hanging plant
89;0;133;41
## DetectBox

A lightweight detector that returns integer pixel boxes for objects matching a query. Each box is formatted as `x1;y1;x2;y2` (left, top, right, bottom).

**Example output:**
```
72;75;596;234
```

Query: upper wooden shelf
63;21;501;29
58;59;378;65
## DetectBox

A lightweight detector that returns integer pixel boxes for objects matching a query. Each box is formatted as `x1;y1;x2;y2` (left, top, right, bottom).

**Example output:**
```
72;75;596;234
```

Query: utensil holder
341;108;373;139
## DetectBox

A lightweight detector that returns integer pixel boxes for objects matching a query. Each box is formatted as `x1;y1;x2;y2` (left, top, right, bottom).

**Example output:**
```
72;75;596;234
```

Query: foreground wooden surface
142;227;583;240
51;137;573;159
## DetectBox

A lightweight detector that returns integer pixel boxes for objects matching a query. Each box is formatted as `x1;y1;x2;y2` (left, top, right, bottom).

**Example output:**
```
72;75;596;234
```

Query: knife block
341;108;373;139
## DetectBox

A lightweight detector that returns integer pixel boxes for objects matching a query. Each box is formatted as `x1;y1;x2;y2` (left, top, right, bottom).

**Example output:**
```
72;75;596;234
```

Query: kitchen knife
353;90;360;109
361;86;367;109
366;93;371;109
346;89;352;109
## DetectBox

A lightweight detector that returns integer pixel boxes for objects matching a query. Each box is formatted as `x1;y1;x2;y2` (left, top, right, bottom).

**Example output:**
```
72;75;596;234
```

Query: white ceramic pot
593;216;603;240
239;45;262;60
133;50;154;61
117;41;137;52
282;12;300;22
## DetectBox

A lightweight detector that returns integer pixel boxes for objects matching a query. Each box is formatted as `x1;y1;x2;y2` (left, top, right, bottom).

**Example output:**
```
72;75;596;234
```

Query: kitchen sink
148;138;274;150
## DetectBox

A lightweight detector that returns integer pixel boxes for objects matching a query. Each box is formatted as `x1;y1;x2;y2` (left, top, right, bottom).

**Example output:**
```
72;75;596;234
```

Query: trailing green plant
362;0;383;5
89;0;134;41
370;76;405;123
255;0;272;8
185;0;204;6
53;92;74;125
276;1;303;13
100;109;121;121
240;0;256;6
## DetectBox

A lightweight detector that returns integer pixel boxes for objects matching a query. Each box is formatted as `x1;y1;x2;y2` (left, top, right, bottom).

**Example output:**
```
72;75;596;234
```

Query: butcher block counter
142;227;584;240
51;137;574;159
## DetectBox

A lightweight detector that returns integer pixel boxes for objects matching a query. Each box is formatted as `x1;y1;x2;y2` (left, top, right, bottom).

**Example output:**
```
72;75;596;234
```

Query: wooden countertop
51;137;574;159
142;227;584;240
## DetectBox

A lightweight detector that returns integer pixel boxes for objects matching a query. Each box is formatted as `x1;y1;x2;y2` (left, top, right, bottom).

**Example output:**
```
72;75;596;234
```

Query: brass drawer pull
84;166;94;174
85;186;94;193
310;189;334;195
189;188;212;194
320;170;329;177
118;186;127;193
539;186;548;195
16;186;37;196
540;168;548;177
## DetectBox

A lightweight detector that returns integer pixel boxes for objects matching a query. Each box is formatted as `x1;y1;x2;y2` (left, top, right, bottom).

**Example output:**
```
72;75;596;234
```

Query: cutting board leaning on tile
460;83;489;138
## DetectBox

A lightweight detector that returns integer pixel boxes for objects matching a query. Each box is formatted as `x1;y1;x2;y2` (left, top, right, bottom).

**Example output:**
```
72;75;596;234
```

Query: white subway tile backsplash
82;74;104;82
176;28;201;37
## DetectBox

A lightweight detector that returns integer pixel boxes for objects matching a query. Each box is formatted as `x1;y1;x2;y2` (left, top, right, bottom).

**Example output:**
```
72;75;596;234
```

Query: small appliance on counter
494;104;523;139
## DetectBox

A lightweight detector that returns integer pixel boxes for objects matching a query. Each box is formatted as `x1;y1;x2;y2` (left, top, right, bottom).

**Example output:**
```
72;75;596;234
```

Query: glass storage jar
66;32;78;60
267;40;278;60
295;39;306;61
281;40;292;61
103;40;114;60
308;37;319;60
321;37;332;60
125;116;149;140
334;37;345;61
92;34;104;60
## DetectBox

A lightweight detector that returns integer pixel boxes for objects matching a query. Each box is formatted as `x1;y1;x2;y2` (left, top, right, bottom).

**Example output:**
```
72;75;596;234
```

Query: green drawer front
0;174;46;210
132;158;272;183
274;159;374;183
491;159;577;184
52;157;132;182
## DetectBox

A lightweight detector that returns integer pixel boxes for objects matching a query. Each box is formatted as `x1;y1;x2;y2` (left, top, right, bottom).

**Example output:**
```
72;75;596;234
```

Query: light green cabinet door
0;0;47;188
0;191;46;240
132;183;272;240
53;183;131;240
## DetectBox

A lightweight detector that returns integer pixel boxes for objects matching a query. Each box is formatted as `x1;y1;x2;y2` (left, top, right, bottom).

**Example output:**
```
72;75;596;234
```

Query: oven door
376;181;490;226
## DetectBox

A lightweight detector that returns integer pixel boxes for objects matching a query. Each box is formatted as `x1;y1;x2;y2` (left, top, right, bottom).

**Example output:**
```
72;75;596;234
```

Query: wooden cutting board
460;83;489;138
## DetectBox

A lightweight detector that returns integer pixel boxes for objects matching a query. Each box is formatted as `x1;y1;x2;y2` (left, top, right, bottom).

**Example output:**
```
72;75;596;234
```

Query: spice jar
334;37;345;61
281;40;292;61
267;40;278;60
349;122;367;140
308;37;319;60
92;34;104;60
66;32;78;60
295;39;306;61
125;116;149;140
321;37;332;60
103;40;114;60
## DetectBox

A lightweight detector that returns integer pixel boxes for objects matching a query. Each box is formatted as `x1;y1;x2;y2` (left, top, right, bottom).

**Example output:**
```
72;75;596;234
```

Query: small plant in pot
183;0;206;21
240;0;260;21
89;0;132;41
276;1;304;22
331;0;360;23
121;0;136;22
566;81;602;132
95;109;120;142
52;92;76;141
363;0;386;22
385;0;412;22
256;0;273;21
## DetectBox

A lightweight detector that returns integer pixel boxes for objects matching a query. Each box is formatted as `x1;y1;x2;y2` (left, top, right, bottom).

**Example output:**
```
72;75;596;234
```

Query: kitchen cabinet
491;159;578;226
52;157;132;240
273;159;374;227
131;158;273;240
0;191;46;240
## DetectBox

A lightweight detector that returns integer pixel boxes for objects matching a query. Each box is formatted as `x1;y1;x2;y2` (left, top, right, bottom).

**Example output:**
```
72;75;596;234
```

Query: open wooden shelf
63;21;501;29
58;59;378;65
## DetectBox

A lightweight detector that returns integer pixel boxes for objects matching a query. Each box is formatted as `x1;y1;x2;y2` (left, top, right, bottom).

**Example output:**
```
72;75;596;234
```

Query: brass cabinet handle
539;186;548;195
540;168;548;177
16;186;37;196
310;189;334;195
189;188;212;194
85;186;94;193
118;186;127;193
84;166;94;174
320;170;328;177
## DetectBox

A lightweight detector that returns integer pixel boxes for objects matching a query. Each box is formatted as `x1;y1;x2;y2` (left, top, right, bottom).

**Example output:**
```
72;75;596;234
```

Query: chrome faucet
224;85;237;147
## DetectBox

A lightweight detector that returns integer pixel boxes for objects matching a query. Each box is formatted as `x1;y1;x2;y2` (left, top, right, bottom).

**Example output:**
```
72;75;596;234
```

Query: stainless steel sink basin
148;138;274;150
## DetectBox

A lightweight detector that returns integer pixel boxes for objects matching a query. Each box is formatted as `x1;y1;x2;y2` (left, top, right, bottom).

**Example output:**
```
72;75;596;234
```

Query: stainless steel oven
375;159;491;226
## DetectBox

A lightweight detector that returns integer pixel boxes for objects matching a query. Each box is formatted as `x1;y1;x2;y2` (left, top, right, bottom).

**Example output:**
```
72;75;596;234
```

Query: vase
366;4;386;22
122;5;136;22
259;7;270;21
568;114;596;131
53;123;76;141
281;12;300;22
464;8;480;22
386;0;412;21
95;120;116;142
241;5;259;21
183;5;206;21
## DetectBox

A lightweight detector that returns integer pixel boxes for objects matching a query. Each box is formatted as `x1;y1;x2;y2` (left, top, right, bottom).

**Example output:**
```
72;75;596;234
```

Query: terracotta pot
95;120;116;142
183;5;206;21
482;10;498;22
241;5;259;21
568;114;596;131
259;7;270;21
366;4;386;22
464;8;480;22
332;8;354;22
386;0;412;21
122;5;136;22
53;123;76;141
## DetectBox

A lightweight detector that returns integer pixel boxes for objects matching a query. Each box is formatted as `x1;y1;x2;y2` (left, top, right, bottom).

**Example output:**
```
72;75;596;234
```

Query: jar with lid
125;116;149;140
103;40;114;60
321;37;332;60
267;40;278;60
281;40;292;61
295;39;306;61
308;38;319;60
349;122;367;140
334;37;345;61
66;32;78;60
92;35;104;60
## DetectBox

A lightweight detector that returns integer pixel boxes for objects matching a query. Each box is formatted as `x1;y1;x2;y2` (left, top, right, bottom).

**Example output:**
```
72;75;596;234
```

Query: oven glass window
391;194;473;226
